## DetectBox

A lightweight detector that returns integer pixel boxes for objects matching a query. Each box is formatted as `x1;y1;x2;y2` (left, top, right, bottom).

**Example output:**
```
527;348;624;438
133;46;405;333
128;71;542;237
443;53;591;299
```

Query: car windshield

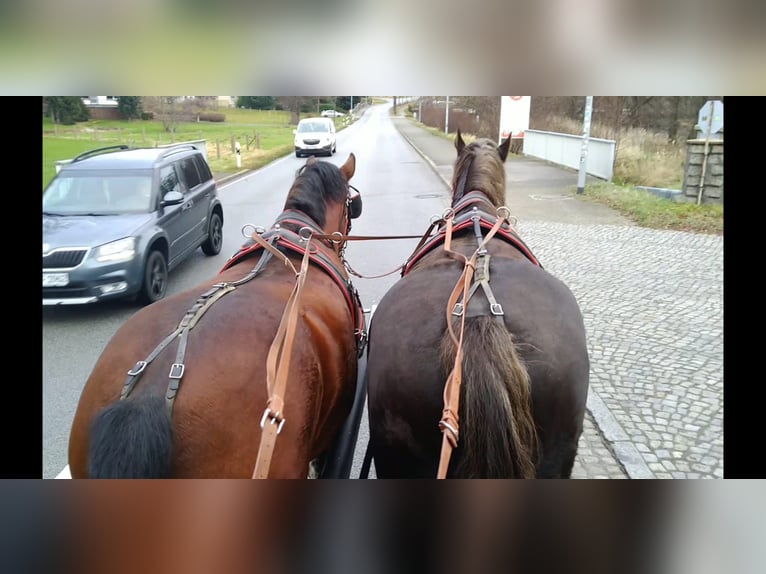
42;173;154;215
297;121;330;133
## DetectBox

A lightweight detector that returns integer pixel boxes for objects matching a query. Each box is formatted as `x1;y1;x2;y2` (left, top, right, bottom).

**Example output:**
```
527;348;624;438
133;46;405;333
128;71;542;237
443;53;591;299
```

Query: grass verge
580;182;723;235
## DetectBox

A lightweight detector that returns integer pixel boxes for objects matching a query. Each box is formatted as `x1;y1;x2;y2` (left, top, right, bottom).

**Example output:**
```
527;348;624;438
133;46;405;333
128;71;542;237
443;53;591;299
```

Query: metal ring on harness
441;207;455;220
242;224;266;238
430;214;444;225
330;231;344;245
299;226;314;241
496;206;511;221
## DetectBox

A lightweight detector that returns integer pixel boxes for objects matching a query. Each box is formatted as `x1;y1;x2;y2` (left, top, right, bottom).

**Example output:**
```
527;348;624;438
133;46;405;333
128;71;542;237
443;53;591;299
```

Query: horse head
284;153;361;253
452;128;511;208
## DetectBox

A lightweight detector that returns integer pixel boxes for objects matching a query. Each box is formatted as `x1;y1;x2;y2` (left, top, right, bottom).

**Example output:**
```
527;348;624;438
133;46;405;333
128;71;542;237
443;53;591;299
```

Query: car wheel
138;250;168;305
201;211;223;255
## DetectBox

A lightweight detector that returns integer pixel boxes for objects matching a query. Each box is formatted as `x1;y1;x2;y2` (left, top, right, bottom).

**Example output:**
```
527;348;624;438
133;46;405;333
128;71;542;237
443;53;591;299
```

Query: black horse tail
88;396;174;478
441;316;538;478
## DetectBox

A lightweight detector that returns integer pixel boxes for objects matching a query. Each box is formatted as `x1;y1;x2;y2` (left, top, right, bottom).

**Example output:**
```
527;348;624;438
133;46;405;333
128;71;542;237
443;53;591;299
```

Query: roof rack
159;144;199;159
72;145;131;163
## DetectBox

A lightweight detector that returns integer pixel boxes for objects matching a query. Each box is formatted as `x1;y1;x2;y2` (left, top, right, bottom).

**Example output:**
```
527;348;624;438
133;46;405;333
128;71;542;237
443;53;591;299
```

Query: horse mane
451;134;510;207
283;160;349;228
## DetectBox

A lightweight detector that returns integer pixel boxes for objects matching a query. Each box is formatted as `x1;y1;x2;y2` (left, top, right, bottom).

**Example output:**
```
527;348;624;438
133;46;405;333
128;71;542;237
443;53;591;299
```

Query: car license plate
43;272;69;287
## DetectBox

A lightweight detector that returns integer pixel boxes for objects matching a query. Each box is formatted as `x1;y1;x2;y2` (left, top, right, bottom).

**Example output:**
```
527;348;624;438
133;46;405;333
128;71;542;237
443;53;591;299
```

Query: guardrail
523;129;616;181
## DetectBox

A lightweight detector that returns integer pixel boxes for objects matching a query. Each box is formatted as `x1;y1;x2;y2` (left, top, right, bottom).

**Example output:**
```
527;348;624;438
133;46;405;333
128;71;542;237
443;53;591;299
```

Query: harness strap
437;212;507;479
252;237;313;479
164;283;236;416
119;240;277;414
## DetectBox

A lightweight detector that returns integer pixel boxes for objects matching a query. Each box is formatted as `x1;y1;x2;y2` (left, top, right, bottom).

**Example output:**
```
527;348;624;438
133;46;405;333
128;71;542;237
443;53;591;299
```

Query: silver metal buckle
260;409;286;434
452;302;464;316
490;303;504;316
168;363;185;379
127;361;147;376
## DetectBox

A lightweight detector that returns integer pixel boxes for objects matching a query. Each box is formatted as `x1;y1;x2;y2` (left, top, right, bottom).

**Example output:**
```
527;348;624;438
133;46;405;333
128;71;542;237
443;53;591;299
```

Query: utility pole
445;96;450;134
577;96;594;194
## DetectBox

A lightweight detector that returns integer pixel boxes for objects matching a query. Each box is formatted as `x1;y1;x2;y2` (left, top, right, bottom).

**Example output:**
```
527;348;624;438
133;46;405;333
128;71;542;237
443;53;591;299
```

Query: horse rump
88;396;174;478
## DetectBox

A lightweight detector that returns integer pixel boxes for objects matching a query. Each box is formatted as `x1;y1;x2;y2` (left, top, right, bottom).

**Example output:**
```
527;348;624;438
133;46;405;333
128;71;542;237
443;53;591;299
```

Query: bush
141;111;154;120
199;112;226;122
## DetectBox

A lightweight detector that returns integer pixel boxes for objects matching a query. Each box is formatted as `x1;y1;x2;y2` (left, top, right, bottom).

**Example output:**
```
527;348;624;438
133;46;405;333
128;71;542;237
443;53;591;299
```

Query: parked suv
42;144;224;306
294;117;336;157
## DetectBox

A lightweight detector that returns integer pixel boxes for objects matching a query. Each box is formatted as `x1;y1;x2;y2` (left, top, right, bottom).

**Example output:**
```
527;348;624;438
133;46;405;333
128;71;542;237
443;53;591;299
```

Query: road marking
528;194;573;201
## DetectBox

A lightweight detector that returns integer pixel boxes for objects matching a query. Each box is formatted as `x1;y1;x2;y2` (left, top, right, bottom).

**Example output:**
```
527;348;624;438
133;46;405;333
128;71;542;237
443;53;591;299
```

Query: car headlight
96;237;136;263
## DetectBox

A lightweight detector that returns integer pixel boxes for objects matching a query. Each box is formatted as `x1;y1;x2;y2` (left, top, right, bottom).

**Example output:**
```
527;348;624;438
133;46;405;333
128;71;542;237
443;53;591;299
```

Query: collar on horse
402;191;542;276
221;209;367;351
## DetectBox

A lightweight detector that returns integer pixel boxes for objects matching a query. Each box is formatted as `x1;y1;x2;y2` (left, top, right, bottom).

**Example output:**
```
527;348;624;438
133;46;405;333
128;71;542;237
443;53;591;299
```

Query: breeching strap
436;211;507;479
251;232;311;479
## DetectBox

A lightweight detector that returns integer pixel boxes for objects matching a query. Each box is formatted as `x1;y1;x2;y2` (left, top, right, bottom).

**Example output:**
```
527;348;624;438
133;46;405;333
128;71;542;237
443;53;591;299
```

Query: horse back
69;256;358;478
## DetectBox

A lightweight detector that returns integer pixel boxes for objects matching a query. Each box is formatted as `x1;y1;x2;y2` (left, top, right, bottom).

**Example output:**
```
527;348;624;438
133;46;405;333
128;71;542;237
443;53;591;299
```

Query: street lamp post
445;96;450;134
577;96;594;194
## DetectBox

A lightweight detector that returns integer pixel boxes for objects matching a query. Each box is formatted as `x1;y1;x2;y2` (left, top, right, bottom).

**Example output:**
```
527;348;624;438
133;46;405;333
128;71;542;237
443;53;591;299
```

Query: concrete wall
682;139;723;205
523;129;616;181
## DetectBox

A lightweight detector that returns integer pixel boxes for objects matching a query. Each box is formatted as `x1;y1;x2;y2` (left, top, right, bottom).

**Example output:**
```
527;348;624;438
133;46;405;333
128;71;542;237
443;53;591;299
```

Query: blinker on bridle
347;184;362;219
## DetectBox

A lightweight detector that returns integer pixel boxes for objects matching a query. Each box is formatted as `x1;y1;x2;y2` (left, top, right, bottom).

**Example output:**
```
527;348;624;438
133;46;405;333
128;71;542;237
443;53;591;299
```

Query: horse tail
88;396;174;478
441;316;538;478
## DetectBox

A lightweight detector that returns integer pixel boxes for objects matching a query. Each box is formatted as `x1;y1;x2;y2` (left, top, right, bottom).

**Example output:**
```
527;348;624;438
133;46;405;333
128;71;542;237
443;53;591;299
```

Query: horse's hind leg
536;436;580;478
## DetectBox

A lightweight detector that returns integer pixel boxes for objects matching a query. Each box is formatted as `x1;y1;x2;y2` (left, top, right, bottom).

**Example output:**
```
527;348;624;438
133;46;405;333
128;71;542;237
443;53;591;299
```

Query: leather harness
401;190;542;478
117;207;366;478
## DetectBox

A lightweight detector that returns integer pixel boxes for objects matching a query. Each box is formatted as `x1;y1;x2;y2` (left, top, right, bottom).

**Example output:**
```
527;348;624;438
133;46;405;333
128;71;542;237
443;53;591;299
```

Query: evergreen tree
46;97;90;125
117;96;142;120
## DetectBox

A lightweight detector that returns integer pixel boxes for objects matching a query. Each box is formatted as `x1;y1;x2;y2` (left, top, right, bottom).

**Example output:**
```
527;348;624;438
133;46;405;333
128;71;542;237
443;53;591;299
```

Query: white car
294;117;337;158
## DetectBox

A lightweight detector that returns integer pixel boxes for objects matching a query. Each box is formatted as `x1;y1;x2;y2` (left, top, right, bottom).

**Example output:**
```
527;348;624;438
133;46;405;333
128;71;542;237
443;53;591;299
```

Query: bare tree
277;97;313;124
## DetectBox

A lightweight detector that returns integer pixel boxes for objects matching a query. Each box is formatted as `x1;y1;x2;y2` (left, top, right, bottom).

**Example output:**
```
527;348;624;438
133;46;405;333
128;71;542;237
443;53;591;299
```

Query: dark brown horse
366;131;590;478
68;153;365;478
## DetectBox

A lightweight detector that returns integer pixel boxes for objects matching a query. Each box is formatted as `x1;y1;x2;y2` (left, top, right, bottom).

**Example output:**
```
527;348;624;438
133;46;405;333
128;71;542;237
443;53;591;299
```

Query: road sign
697;100;723;136
498;96;531;142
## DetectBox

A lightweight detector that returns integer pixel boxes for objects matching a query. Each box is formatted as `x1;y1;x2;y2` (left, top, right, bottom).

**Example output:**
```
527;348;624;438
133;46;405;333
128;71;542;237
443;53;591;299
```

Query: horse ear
340;153;356;181
306;156;317;167
455;128;465;155
498;135;512;162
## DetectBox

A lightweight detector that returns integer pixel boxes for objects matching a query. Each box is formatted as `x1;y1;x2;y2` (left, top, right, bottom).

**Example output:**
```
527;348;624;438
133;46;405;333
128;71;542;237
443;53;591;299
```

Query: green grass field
42;108;355;188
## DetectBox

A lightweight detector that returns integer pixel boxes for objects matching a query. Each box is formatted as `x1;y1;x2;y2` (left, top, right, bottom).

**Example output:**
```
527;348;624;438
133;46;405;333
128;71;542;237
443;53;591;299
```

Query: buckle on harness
169;363;185;379
490;303;504;316
127;361;147;376
452;302;464;317
260;409;286;434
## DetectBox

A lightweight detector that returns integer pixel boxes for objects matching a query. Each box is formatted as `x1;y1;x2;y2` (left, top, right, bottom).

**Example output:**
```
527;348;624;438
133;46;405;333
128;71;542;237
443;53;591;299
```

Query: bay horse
365;131;590;478
68;153;365;478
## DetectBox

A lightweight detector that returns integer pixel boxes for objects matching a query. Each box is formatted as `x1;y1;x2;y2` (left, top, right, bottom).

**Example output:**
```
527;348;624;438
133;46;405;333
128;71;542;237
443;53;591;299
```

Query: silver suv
42;144;224;306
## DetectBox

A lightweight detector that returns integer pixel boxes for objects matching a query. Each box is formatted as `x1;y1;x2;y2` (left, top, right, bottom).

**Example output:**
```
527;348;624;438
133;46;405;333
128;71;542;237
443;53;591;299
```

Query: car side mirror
161;190;184;206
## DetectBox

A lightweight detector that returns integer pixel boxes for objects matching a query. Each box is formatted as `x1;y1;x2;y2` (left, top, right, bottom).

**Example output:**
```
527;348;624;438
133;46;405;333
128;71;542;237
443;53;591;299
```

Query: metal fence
523;129;616;181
